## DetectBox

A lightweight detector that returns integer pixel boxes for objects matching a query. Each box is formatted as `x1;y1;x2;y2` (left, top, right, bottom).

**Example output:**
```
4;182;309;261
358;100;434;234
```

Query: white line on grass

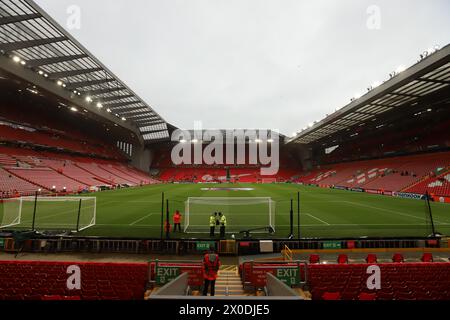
343;201;446;224
305;213;330;225
129;212;157;226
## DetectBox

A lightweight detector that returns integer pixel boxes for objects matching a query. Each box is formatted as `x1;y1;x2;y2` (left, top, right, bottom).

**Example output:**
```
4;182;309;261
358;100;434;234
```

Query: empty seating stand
0;261;148;300
309;262;450;300
0;146;157;197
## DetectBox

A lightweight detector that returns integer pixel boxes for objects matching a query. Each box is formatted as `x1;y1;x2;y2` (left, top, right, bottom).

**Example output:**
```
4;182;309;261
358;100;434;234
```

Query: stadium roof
288;43;450;145
0;0;170;143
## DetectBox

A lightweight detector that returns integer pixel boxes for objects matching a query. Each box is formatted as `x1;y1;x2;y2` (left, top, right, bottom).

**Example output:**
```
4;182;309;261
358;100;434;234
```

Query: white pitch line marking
343;201;446;224
129;212;156;226
305;213;330;225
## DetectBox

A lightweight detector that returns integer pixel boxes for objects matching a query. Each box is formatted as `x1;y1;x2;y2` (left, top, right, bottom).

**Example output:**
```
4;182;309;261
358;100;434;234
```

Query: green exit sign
196;241;215;251
323;241;342;249
275;267;300;286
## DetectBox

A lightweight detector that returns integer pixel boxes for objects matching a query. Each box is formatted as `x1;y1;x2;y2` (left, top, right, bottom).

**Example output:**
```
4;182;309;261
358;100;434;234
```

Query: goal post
184;197;275;234
0;196;96;232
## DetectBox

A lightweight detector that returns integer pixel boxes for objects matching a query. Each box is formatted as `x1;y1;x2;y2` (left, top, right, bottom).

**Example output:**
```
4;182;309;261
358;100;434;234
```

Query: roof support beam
128;113;155;119
0;36;66;52
49;67;103;79
0;13;41;25
87;87;125;95
389;92;421;98
26;54;88;68
66;78;116;90
418;78;450;85
105;100;141;109
140;128;168;134
97;94;135;103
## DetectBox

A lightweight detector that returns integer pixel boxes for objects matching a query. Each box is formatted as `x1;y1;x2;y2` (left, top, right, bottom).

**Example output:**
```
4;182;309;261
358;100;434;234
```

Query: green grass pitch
1;183;449;239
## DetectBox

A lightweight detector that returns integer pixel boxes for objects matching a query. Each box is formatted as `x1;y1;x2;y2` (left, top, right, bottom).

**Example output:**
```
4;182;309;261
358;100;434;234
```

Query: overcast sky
35;0;450;136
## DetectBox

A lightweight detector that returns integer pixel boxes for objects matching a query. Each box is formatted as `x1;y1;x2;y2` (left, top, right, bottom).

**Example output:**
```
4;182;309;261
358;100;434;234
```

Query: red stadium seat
309;254;320;264
421;253;433;262
337;254;348;264
358;292;376;300
392;253;404;263
322;292;341;300
366;254;377;264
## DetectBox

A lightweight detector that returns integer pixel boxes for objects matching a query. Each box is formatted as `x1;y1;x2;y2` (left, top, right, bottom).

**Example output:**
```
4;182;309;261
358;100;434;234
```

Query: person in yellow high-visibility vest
219;212;227;238
209;212;217;237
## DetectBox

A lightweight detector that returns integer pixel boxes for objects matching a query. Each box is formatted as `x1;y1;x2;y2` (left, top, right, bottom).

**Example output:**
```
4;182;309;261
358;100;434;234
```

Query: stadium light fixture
85;96;93;103
38;70;44;75
106;108;111;113
96;103;103;108
57;80;63;86
12;56;21;63
121;117;126;121
70;106;78;112
44;73;49;78
20;60;26;66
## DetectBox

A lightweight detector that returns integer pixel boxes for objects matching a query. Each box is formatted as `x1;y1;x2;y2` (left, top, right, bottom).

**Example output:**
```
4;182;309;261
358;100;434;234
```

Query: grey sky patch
35;0;450;135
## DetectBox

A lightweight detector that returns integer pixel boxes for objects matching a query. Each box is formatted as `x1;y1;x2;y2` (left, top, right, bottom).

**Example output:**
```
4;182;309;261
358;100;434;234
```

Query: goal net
184;197;275;234
0;196;96;231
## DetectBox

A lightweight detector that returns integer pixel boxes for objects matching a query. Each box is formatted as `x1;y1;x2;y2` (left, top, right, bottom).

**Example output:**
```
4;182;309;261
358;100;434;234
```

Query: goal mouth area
183;196;276;234
0;196;97;232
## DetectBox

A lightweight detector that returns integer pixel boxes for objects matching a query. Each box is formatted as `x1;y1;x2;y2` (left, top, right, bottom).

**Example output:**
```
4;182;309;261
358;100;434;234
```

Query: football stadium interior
0;0;449;304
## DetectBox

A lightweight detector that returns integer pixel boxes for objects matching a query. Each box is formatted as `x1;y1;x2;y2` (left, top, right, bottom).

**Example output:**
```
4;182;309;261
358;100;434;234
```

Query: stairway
214;266;251;297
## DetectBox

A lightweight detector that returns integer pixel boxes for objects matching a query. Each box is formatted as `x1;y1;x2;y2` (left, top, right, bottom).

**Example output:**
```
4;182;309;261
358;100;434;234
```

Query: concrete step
215;290;245;295
217;277;241;281
215;285;244;290
216;279;242;283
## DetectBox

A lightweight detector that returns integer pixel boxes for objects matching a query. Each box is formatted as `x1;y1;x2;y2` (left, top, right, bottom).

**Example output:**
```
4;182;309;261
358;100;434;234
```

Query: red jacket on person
173;211;181;224
202;253;221;280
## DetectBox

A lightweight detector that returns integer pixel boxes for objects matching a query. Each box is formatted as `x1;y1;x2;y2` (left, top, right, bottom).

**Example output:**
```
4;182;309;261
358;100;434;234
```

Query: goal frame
0;196;97;232
183;196;275;234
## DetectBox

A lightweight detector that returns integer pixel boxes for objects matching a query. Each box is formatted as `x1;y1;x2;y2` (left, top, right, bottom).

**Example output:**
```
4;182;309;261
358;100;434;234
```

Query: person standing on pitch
173;210;182;232
209;212;217;237
202;246;221;296
219;212;227;238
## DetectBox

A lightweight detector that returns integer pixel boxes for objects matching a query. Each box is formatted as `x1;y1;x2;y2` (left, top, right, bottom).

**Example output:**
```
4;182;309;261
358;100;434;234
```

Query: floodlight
12;56;21;63
70;107;78;112
96;103;103;108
